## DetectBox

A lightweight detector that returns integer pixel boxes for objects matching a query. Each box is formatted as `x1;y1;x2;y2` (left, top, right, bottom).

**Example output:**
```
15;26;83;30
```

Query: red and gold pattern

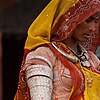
51;0;100;53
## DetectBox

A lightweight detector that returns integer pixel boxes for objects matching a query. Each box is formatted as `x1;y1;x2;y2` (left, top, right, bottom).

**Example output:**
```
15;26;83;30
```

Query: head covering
15;0;100;100
25;0;100;53
25;0;79;50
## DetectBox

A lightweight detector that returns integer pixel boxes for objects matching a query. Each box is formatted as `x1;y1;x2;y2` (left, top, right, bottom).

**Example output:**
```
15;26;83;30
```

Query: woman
15;0;100;100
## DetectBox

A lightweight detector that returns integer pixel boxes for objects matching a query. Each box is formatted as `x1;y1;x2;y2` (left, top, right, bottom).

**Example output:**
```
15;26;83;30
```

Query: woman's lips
84;34;90;39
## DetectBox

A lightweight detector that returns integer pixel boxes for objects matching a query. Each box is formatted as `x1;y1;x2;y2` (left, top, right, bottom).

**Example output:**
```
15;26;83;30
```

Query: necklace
51;42;78;63
51;42;93;88
63;42;93;88
52;42;90;67
64;43;90;68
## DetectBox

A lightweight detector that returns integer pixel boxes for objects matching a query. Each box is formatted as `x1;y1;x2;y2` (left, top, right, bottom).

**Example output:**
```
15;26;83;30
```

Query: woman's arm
24;47;56;100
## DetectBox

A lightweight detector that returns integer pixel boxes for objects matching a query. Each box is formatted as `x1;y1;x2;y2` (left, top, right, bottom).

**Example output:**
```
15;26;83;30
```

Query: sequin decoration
53;74;56;80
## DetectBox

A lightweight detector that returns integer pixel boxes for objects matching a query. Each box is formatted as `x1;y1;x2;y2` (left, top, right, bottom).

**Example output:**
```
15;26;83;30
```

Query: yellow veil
25;0;78;50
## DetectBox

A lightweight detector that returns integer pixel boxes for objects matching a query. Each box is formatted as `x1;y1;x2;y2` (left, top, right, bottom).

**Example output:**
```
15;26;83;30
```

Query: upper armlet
23;47;56;71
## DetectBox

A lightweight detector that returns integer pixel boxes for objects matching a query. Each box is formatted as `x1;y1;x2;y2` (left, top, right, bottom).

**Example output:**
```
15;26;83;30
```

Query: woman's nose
88;21;96;31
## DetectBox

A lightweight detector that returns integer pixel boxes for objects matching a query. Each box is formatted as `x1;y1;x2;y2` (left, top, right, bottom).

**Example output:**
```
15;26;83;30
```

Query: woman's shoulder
88;51;99;58
27;46;55;58
26;46;56;66
88;51;100;69
87;51;100;61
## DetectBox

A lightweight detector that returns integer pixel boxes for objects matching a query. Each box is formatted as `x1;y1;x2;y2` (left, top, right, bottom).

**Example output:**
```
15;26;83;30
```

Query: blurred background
0;0;50;100
0;0;100;100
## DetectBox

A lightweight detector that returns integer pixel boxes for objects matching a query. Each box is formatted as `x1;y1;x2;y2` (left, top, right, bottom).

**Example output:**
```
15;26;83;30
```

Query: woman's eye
85;17;99;23
85;17;94;23
95;18;99;23
86;19;92;23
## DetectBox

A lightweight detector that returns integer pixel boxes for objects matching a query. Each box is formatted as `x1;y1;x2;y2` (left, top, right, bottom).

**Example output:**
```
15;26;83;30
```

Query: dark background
2;0;50;100
1;0;100;100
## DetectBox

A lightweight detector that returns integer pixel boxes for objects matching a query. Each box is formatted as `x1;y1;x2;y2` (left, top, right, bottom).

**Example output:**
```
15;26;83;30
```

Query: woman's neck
63;38;78;53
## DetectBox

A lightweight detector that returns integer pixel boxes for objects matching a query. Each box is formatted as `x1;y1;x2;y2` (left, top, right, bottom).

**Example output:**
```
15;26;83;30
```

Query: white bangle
25;65;53;79
25;64;53;100
25;56;52;68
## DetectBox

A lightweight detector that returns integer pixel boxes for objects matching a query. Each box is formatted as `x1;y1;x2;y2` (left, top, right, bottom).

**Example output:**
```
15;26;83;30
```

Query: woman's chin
78;39;87;43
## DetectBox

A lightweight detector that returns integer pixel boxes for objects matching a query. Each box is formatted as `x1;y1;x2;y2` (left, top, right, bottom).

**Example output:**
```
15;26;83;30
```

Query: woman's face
71;12;100;42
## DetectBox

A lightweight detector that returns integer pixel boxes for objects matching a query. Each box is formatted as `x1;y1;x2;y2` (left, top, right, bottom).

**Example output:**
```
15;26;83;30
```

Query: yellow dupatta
25;0;78;50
